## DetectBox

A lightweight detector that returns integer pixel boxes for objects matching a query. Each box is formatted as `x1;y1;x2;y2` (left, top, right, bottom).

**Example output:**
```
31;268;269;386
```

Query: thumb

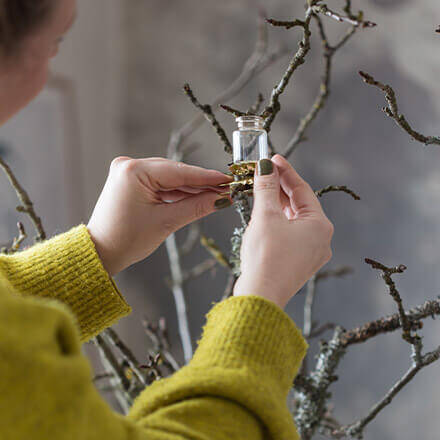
164;191;231;231
253;158;282;214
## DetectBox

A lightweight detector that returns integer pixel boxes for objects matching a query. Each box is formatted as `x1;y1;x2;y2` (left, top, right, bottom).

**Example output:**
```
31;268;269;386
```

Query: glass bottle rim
236;115;265;130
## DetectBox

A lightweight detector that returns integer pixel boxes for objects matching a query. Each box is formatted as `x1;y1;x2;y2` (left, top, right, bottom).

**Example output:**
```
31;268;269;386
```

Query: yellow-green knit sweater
0;225;307;439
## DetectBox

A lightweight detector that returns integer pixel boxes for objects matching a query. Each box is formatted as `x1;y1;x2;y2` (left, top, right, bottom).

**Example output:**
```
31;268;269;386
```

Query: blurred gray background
1;0;440;438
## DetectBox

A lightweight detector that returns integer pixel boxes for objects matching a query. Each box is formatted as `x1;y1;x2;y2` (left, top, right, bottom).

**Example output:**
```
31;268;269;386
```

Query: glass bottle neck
236;115;265;130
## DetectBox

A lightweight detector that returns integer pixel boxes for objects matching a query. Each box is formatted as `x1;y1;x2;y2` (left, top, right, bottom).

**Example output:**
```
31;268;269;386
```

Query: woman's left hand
87;157;232;276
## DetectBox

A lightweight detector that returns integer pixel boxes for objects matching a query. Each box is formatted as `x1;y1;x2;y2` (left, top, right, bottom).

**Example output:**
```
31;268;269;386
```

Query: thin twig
261;7;314;133
200;235;232;269
304;275;317;339
165;233;193;363
93;336;133;413
340;297;440;347
104;328;147;387
142;316;180;373
180;223;201;256
93;372;114;383
1;222;27;254
183;84;233;154
266;18;305;29
222;272;238;301
312;5;376;28
331;260;440;438
284;14;361;157
315;185;361;201
171;258;218;287
220;104;246;118
315;266;354;283
167;10;286;158
0;156;46;241
359;71;440;146
364;258;414;343
247;93;265;115
333;345;440;438
309;322;337;339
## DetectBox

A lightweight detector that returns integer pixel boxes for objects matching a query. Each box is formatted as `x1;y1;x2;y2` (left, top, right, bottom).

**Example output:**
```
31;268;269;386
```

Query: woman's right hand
233;154;334;309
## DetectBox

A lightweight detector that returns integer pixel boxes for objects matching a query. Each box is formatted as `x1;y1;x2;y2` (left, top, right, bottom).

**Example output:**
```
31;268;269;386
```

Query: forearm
0;287;307;440
0;225;131;341
129;296;308;439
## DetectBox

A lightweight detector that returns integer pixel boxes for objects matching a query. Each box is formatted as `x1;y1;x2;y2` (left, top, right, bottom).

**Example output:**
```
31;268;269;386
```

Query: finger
280;190;295;219
252;158;282;215
137;159;232;190
158;190;194;203
173;185;226;194
162;192;232;231
272;154;323;216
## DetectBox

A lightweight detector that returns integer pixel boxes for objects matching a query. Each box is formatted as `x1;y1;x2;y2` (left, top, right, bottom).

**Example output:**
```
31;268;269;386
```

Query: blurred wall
1;1;440;439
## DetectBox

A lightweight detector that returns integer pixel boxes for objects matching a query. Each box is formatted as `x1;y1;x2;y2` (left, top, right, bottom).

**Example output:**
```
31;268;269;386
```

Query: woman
0;1;334;439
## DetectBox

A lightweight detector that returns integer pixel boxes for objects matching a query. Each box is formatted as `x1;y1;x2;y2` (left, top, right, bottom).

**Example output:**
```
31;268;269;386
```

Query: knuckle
324;247;333;263
162;220;178;234
193;200;208;220
117;158;139;176
110;156;131;171
324;219;335;238
316;218;334;240
254;177;278;193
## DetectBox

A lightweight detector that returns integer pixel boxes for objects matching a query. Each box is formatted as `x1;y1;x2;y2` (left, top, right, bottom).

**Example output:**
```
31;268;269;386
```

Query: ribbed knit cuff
1;225;131;341
193;295;308;393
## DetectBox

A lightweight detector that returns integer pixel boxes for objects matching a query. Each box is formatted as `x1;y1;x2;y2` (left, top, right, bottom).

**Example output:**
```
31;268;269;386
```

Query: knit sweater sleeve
0;282;308;440
0;225;131;341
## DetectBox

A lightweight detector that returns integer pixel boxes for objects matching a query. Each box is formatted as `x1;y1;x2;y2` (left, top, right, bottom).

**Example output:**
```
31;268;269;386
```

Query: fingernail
258;159;273;176
214;197;232;210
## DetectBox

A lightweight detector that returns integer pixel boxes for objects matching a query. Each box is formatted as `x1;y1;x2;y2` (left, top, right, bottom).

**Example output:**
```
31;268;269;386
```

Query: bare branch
180;223;201;256
104;328;147;387
331;260;440;438
333;344;440;439
93;336;133;412
359;71;440;146
167;11;286;158
142;316;180;373
341;298;440;347
309;322;337;339
138;353;163;382
261;7;314;132
1;222;27;254
221;93;265;118
304;275;317;340
0;156;46;242
364;258;415;343
220;104;247;118
222;272;238;301
315;185;361;201
92;372;114;383
165;234;193;363
312;5;377;28
266;18;305;29
283;14;361;157
176;258;218;286
247;93;265;115
315;266;354;283
200;235;232;269
183;84;232;154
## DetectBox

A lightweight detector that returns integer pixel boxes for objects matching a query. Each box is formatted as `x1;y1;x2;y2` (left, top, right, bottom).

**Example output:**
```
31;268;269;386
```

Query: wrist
233;275;289;310
87;225;121;276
